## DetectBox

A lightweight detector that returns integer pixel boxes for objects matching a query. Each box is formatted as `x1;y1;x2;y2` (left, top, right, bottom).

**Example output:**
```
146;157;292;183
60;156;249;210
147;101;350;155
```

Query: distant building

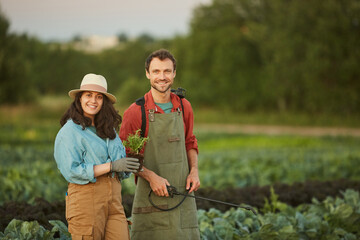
72;35;119;53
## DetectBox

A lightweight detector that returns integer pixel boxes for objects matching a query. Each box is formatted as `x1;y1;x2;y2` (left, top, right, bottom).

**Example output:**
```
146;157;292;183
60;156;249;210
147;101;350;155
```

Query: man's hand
149;174;171;197
186;168;200;193
111;157;140;173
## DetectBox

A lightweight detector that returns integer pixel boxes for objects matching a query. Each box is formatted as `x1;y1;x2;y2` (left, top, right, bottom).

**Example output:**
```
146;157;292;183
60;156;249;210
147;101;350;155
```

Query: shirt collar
144;90;181;113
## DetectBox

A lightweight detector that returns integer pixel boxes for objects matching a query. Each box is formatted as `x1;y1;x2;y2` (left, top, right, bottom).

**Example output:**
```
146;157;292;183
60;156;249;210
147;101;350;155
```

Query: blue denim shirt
54;119;130;184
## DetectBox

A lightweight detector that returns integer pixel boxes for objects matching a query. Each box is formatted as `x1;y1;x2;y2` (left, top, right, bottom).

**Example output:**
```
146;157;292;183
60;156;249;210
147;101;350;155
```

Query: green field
1;101;360;239
197;133;360;189
1;100;360;203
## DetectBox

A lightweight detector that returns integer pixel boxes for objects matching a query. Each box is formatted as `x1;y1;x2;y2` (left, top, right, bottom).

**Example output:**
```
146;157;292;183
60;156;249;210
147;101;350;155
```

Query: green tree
249;0;360;114
0;8;33;104
182;0;264;111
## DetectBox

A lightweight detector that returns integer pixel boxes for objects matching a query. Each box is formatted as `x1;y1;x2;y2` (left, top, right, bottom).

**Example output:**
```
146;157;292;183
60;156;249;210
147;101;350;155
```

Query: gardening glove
111;157;140;173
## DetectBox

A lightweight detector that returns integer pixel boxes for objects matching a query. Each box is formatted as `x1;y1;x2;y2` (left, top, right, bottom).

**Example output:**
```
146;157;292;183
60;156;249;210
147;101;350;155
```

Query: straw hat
68;73;117;103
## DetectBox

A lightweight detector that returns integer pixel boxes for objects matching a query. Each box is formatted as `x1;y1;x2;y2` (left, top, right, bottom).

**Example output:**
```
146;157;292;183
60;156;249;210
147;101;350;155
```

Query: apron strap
135;93;185;138
135;97;146;138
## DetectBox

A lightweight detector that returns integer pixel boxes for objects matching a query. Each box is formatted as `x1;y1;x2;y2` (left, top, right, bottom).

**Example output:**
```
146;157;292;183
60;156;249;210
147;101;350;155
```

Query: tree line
1;0;359;115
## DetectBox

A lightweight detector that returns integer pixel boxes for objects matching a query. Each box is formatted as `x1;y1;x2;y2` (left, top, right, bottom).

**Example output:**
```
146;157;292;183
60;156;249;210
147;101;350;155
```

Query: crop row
1;189;359;239
198;188;360;239
2;133;360;204
198;134;360;188
2;179;360;233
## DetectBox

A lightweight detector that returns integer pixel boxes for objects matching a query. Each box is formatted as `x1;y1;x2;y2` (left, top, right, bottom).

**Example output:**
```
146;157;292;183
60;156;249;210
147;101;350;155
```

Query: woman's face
80;91;104;124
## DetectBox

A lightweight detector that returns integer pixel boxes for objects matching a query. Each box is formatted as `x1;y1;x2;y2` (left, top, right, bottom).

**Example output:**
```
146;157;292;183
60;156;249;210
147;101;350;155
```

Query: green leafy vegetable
0;219;71;240
122;129;149;154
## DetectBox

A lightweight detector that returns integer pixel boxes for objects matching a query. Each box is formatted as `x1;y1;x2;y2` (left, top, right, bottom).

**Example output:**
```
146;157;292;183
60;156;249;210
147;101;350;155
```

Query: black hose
148;187;188;211
148;185;257;216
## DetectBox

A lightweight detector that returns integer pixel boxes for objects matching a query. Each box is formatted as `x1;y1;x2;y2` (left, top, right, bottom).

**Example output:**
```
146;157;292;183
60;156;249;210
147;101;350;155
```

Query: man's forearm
186;148;200;192
136;166;155;182
187;148;199;173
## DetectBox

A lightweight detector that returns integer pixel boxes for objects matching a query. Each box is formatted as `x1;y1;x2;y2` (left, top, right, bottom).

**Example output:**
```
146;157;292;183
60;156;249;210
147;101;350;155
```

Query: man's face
146;57;176;94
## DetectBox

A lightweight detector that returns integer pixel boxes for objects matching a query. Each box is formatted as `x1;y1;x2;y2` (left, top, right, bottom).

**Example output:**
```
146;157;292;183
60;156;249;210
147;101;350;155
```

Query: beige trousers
66;174;130;240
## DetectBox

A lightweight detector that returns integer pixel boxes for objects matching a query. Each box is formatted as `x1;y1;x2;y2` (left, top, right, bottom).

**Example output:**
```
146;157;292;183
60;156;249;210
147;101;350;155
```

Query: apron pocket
132;211;170;231
181;196;199;229
132;185;171;232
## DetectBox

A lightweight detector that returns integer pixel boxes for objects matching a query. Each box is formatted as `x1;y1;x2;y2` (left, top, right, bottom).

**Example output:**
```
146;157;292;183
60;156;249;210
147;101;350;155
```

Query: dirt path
195;123;360;137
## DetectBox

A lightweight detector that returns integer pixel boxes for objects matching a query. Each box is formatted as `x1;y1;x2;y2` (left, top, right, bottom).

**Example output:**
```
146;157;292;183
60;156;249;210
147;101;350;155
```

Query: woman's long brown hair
60;92;122;139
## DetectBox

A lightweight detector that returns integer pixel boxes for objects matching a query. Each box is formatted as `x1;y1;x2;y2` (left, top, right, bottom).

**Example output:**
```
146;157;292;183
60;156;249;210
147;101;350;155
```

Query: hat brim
68;89;117;104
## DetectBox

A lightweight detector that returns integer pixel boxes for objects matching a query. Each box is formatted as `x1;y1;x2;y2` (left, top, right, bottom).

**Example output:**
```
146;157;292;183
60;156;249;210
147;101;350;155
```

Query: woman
54;73;139;240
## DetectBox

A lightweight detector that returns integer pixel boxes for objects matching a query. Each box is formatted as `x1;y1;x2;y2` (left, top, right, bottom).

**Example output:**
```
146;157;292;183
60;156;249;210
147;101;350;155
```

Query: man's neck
151;88;171;103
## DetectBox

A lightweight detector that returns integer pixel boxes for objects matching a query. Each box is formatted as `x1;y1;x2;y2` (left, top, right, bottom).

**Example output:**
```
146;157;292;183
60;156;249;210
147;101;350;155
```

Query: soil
0;198;65;233
127;153;144;172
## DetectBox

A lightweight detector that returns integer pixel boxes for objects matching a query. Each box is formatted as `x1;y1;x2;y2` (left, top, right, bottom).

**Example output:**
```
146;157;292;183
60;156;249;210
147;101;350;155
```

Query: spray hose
148;185;257;215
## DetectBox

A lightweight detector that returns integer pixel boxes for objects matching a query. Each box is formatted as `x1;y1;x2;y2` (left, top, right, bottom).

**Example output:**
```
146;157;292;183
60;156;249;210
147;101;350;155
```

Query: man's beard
151;83;172;94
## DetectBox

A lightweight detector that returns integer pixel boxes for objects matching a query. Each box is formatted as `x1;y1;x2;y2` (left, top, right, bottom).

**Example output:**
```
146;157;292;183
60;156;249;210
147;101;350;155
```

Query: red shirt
119;90;198;154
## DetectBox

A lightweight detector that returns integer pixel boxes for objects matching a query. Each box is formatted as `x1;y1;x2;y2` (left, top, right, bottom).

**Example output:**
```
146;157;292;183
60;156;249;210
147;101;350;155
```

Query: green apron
130;108;200;240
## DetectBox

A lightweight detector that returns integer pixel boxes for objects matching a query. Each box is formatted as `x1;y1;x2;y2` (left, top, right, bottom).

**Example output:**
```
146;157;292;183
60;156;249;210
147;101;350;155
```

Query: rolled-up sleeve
183;99;199;154
54;129;95;184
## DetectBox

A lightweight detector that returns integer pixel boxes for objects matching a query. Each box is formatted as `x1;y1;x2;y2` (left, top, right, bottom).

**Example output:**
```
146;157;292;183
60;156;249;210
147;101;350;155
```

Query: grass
193;107;360;128
2;95;360;128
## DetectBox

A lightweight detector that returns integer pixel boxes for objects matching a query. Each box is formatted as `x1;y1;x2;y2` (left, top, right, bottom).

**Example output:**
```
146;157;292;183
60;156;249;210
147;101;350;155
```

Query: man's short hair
145;49;177;73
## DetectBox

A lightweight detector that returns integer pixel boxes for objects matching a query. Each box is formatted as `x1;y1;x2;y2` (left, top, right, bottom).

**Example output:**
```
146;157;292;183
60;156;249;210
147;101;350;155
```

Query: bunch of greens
122;129;149;154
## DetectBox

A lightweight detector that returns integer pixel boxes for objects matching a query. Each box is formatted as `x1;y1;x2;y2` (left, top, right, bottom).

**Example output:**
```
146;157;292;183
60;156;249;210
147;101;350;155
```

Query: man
120;49;200;239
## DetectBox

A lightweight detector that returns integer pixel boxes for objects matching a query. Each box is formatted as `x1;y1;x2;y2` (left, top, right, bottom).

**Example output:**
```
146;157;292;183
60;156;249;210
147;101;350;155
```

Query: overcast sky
0;0;211;42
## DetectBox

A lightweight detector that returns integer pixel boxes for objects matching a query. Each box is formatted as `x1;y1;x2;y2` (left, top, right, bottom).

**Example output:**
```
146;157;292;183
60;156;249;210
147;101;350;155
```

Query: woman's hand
111;157;140;173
